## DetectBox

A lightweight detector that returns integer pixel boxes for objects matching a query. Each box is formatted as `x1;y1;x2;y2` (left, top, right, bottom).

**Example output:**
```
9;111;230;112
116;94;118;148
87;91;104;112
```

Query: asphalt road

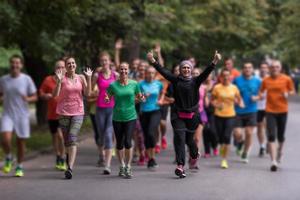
1;102;300;200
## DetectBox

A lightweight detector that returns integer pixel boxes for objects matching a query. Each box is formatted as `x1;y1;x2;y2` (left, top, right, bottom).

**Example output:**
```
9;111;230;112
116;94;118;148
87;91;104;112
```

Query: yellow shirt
212;83;240;117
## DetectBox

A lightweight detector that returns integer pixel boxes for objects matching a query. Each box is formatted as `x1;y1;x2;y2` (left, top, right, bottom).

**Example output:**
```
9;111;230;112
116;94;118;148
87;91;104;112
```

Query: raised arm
53;69;64;97
82;68;93;97
114;39;123;70
195;51;221;86
154;43;164;67
147;51;177;83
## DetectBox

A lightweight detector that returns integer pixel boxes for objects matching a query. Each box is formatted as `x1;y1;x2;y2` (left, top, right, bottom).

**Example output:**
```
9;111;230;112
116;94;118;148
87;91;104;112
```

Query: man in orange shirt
39;59;66;171
218;57;240;83
259;60;295;172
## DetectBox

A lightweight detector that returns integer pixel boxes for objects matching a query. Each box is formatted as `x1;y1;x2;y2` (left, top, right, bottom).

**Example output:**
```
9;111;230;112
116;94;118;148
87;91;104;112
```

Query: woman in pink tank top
53;56;92;180
92;51;118;175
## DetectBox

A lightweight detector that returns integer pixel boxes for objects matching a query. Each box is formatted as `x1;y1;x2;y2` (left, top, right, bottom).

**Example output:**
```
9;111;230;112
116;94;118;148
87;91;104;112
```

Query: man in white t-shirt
0;55;37;177
256;62;269;157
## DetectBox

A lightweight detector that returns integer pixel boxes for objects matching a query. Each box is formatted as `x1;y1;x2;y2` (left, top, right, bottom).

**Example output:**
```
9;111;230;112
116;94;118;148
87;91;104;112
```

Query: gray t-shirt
0;73;37;118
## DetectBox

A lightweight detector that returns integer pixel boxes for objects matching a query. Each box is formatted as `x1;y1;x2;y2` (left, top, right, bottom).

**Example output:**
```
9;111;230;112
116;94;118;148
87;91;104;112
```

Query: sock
261;144;266;149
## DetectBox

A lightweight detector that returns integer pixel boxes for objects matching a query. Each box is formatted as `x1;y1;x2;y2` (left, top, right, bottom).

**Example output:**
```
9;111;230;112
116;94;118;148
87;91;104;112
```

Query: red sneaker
213;148;219;156
161;136;168;150
138;155;145;166
155;145;161;154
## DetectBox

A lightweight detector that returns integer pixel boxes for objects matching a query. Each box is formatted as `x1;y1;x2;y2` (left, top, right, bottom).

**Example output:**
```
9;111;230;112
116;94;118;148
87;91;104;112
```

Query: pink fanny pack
178;112;195;119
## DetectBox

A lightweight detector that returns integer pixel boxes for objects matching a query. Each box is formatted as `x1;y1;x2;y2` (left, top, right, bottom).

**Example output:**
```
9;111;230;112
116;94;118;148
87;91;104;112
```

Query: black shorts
160;105;169;120
48;120;60;134
257;110;266;123
235;113;257;128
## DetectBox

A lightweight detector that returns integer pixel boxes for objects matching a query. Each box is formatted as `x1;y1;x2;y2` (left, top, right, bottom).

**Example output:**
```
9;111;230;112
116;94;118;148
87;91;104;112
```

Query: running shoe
161;136;168;150
221;159;229;169
270;161;278;172
118;166;126;177
2;158;13;174
152;159;158;168
103;167;111;175
124;166;132;179
241;152;249;164
147;158;158;170
65;168;73;179
59;160;67;171
138;155;145;166
155;145;161;154
15;166;24;177
259;147;265;157
189;157;199;170
55;156;61;170
213;148;219;156
175;165;186;178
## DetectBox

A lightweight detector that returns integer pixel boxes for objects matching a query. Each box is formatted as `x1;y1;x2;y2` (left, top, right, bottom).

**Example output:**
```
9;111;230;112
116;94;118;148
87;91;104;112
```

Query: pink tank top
198;85;206;112
56;75;84;116
96;71;116;108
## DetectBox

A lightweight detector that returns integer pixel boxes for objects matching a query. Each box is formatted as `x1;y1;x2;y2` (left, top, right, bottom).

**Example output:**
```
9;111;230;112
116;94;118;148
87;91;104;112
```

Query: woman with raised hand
105;62;145;179
147;50;221;178
92;51;118;175
53;57;92;180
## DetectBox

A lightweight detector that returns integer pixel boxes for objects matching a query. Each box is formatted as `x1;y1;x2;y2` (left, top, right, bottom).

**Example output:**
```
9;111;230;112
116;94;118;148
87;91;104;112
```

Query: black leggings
140;110;161;149
171;112;200;166
215;116;235;145
266;113;287;143
89;114;100;145
203;121;218;154
113;119;136;150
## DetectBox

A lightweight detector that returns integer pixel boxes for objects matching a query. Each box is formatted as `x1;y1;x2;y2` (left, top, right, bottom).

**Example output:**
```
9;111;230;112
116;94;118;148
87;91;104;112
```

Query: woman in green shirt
106;62;144;179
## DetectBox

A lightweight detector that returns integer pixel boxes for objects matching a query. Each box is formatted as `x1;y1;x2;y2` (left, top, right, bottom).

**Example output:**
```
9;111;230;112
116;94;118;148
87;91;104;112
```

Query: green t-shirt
107;79;141;122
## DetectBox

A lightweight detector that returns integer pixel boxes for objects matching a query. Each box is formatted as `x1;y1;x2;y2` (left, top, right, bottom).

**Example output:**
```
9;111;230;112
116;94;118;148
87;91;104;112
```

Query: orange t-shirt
260;74;295;113
39;76;59;120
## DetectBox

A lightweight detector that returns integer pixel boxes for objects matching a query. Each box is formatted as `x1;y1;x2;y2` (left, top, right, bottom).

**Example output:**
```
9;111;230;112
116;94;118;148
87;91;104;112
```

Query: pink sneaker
138;155;145;166
189;156;199;170
161;137;168;150
175;165;186;178
213;148;219;156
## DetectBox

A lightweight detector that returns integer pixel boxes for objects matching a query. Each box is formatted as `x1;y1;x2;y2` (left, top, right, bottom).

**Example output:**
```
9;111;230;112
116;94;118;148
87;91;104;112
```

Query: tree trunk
21;50;48;125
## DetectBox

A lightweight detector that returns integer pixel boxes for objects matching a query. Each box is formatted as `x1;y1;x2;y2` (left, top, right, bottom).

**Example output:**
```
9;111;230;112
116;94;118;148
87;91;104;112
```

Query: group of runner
0;41;295;179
